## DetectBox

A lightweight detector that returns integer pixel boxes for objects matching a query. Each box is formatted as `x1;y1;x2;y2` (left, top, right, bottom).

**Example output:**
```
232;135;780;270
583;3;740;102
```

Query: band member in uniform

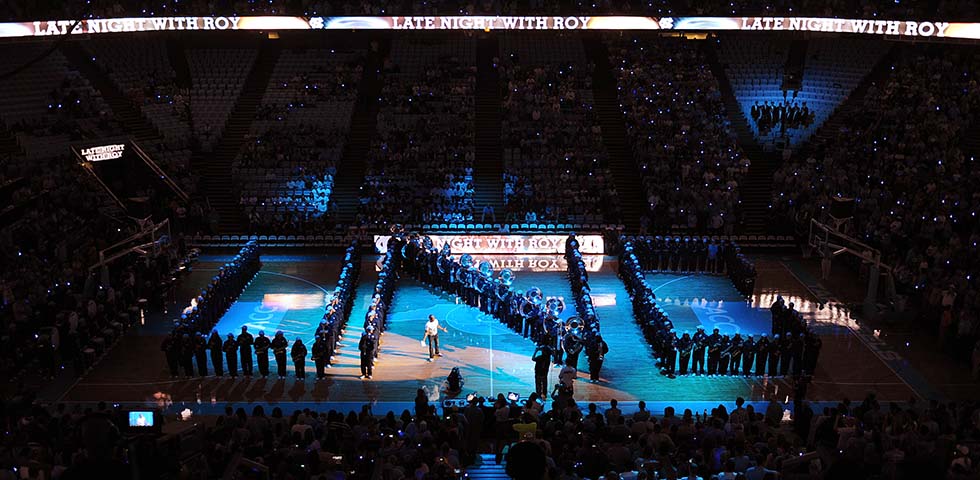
767;334;781;377
741;335;755;376
779;334;794;376
161;333;180;378
706;328;722;375
754;334;769;376
532;341;554;396
322;322;336;368
718;334;731;375
254;330;271;377
194;332;208;377
291;338;307;379
691;326;707;375
562;326;584;368
359;324;377;379
729;333;743;375
312;334;327;379
586;334;609;382
271;330;289;378
237;326;254;376
677;332;693;375
208;329;224;376
663;330;678;377
223;333;238;377
179;334;195;377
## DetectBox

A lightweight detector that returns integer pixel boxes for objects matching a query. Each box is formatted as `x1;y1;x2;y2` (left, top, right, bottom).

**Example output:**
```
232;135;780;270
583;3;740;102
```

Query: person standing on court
531;341;553;397
207;329;224;376
562;327;584;368
254;330;271;377
706;328;722;375
223;333;238;378
237;326;254;377
359;324;377;379
291;338;307;379
691;326;707;375
194;332;208;377
586;334;608;382
422;315;448;361
180;334;195;377
755;333;770;376
161;332;180;378
676;332;693;375
271;330;289;378
312;334;327;379
741;335;756;376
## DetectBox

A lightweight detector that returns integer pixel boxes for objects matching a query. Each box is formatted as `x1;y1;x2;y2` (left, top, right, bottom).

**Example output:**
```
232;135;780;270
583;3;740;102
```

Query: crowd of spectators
359;41;476;227
0;44;206;392
500;53;620;226
769;45;980;365
609;36;745;234
7;388;980;479
239;49;363;234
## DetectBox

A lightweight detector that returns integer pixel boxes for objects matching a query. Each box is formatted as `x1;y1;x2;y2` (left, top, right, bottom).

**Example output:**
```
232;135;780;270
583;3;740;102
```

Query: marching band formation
620;237;820;379
161;241;262;378
160;234;819;389
163;241;362;380
394;231;606;396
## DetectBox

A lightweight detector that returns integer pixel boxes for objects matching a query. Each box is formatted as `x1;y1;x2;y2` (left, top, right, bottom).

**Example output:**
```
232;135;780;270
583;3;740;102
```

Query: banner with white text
373;234;604;255
2;16;978;40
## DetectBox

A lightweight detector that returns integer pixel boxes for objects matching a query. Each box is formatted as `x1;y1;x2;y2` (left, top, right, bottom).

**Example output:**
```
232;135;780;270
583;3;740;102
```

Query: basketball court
56;250;964;414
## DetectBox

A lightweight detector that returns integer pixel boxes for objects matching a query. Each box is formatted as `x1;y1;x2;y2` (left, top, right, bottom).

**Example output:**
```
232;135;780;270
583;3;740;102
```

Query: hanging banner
1;15;978;40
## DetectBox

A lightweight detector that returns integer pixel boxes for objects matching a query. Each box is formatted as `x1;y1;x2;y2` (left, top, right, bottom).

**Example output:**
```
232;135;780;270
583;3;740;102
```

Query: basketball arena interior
1;2;979;479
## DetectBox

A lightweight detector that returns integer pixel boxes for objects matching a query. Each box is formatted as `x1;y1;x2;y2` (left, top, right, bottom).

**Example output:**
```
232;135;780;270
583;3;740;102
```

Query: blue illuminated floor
645;273;774;336
62;254;923;411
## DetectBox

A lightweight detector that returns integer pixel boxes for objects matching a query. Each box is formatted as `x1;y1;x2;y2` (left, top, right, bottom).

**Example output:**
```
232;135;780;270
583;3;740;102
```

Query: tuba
545;297;565;317
478;260;493;278
498;268;514;286
495;282;510;301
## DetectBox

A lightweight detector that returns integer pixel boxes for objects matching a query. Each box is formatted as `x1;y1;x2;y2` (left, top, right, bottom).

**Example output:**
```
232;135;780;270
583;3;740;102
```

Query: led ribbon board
1;16;978;40
373;234;604;255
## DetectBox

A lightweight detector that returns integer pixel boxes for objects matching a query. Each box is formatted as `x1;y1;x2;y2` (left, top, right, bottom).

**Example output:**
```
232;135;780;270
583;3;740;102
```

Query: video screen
128;411;155;427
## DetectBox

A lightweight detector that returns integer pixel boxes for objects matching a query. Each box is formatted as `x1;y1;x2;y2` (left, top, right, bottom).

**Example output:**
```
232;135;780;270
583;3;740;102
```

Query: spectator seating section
609;36;743;234
236;48;364;233
499;33;619;226
720;36;887;148
357;36;476;227
186;48;257;151
84;36;196;196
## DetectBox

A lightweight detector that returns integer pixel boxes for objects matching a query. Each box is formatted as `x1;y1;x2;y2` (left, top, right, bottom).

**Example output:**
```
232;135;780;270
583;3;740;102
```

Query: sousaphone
545;297;565;317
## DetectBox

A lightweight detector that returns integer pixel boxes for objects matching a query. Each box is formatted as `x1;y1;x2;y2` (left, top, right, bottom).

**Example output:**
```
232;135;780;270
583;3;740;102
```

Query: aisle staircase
808;44;896;145
702;40;782;236
61;41;161;145
192;44;280;233
466;454;508;480
473;35;504;224
166;37;192;89
583;36;644;232
329;39;389;225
